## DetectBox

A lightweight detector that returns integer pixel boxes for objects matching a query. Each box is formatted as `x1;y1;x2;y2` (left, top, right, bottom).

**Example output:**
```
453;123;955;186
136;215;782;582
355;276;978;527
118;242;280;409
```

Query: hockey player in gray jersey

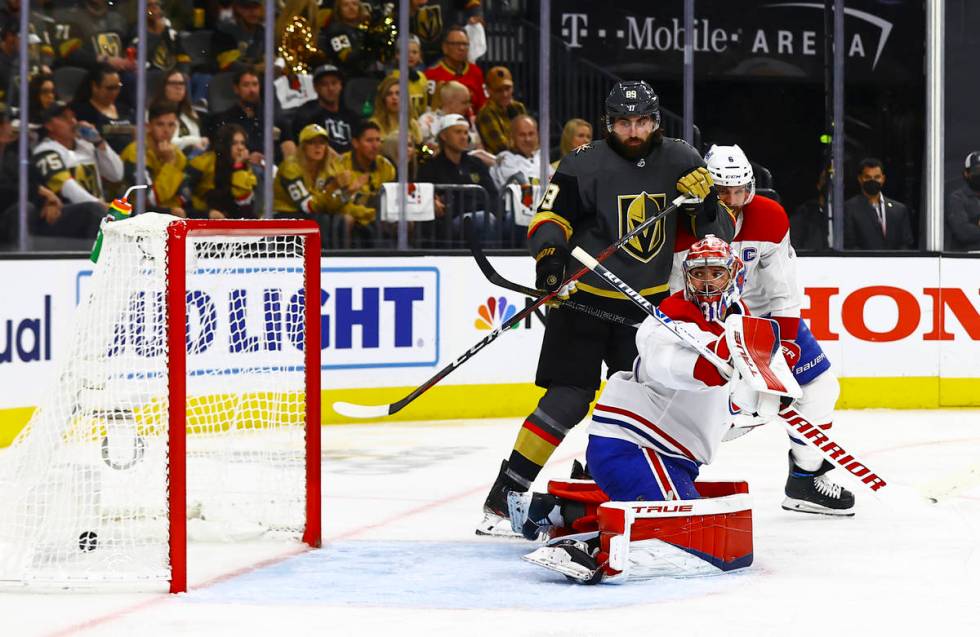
478;80;735;535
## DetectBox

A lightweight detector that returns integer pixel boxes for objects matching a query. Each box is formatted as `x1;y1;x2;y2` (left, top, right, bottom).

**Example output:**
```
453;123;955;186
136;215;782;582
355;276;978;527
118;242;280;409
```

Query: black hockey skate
476;460;527;537
782;452;855;516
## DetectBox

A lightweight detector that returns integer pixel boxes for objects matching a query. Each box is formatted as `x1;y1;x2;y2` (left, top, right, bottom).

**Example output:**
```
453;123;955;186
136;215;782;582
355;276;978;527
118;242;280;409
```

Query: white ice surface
2;409;980;636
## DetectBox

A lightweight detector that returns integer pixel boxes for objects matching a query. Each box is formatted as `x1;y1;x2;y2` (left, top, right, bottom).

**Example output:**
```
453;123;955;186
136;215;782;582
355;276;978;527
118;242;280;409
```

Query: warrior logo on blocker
617;191;667;263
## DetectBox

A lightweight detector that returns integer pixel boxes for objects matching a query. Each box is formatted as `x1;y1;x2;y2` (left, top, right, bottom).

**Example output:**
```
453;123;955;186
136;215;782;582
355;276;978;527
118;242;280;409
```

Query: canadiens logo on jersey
618;192;667;263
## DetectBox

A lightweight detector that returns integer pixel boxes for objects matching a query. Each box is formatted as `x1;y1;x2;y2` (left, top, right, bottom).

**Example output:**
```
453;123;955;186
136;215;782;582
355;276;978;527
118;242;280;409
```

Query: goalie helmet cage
0;214;321;594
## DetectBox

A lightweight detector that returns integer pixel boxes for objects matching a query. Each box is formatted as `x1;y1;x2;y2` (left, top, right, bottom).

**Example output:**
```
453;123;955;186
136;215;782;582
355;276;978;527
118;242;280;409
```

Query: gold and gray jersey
527;137;733;303
51;8;128;65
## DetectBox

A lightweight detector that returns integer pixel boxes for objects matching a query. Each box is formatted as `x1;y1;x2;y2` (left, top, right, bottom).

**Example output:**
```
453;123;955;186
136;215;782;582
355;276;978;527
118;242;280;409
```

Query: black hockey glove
534;246;567;292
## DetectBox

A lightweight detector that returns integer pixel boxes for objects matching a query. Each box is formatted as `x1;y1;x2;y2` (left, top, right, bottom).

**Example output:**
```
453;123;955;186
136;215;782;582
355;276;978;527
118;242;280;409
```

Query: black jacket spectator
418;113;497;216
417;150;497;215
843;157;914;250
946;184;980;251
206;68;292;163
789;197;831;251
843;194;914;250
290;65;358;154
70;65;136;154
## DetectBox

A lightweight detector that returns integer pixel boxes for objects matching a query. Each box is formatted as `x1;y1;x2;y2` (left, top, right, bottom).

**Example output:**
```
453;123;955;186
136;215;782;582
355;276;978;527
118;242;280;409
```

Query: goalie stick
570;246;891;496
332;193;690;419
465;225;639;328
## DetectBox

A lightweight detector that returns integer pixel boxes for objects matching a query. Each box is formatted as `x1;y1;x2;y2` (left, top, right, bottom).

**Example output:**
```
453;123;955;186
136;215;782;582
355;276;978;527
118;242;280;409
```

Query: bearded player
671;144;854;516
477;80;735;535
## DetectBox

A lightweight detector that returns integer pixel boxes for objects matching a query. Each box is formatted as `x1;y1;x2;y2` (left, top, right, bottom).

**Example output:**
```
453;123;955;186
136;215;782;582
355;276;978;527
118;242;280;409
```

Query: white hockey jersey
588;292;734;466
670;195;801;338
490;149;549;189
33;137;124;204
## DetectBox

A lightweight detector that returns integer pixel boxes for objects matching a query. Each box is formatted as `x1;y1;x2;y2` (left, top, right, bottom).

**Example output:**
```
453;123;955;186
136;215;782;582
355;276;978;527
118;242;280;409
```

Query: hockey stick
466;226;640;328
331;193;689;419
570;246;891;495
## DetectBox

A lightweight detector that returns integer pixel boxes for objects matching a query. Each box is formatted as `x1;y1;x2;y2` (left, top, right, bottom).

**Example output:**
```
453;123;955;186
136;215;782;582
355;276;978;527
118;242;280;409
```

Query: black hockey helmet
605;81;660;132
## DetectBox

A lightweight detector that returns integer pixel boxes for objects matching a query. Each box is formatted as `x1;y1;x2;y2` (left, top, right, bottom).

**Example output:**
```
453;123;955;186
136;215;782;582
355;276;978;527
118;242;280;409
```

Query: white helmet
704;144;755;205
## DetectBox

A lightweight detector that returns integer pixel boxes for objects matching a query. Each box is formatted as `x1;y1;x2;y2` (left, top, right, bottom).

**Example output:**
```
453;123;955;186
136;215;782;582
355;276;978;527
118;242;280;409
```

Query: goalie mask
704;144;755;208
683;235;745;322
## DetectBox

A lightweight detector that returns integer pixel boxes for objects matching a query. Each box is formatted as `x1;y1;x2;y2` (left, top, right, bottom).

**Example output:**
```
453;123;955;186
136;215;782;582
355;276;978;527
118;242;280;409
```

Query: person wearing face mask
945;151;980;251
843;157;914;250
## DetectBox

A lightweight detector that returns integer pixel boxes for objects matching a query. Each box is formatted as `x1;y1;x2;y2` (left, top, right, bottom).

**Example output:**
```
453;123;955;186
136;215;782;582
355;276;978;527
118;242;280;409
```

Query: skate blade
474;512;524;538
781;497;855;517
522;546;601;584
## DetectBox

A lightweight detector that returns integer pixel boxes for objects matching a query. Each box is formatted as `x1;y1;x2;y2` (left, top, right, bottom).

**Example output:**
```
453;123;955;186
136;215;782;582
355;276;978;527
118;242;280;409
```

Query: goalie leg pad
597;486;753;580
585;435;700;502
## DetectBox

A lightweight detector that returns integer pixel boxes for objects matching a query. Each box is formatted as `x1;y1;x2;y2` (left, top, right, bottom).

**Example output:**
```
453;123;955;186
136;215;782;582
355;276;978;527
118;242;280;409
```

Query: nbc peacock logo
474;296;521;331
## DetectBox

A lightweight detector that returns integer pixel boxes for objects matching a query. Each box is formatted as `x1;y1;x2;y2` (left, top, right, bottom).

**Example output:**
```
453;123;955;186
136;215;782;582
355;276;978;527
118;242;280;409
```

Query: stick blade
332;401;391;419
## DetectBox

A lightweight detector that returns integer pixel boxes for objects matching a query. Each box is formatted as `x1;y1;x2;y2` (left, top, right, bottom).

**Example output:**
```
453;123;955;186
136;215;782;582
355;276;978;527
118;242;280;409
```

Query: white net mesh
0;214;313;588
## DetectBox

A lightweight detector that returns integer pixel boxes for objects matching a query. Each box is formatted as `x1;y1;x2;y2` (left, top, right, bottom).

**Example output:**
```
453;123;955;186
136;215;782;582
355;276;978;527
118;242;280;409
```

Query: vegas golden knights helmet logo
617;192;667;262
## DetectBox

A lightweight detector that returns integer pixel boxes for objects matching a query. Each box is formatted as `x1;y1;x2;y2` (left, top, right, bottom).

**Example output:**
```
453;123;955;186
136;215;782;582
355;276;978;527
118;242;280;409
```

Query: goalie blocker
520;479;753;583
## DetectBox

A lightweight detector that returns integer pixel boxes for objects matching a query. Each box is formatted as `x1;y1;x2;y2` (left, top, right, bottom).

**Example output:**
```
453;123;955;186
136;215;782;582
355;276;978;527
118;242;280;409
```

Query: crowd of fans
0;0;975;251
0;0;579;249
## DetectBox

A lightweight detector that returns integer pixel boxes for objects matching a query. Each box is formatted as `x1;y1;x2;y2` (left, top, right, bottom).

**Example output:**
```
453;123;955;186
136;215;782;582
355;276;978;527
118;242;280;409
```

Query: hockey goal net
0;214;321;593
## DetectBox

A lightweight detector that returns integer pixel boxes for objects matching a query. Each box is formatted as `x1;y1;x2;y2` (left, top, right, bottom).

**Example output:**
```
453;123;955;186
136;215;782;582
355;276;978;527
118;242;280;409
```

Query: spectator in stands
213;0;266;73
0;105;94;241
370;75;423;168
206;66;295;165
32;101;122;232
120;100;187;217
789;167;832;251
330;119;395;245
27;73;57;143
0;104;19;239
0;104;83;241
291;64;357;154
70;64;136;153
319;0;373;79
130;0;190;76
490;114;547;189
843;157;914;250
0;19;19;105
274;123;340;220
384;36;429;115
425;26;487;113
152;69;208;155
557;118;592;162
418;113;497;219
476;66;526;155
53;0;131;73
945;151;980;251
1;0;56;76
410;0;483;63
419;80;484;155
184;123;257;219
28;73;57;116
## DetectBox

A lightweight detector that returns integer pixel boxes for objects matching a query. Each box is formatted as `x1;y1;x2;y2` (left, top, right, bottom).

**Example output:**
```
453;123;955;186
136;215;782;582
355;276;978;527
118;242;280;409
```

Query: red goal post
166;219;322;593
